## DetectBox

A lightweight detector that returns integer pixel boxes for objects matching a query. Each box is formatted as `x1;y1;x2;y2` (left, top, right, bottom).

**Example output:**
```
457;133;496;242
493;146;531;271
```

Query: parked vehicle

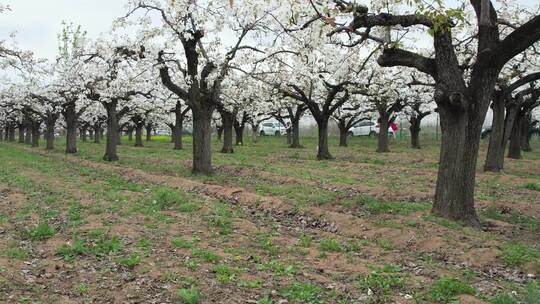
349;121;393;136
260;122;287;136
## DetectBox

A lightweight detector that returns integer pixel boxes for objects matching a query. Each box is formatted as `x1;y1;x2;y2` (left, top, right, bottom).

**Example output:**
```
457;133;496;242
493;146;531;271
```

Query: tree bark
377;112;390;153
25;127;32;145
145;124;152;141
8;125;15;142
127;127;133;142
251;123;258;144
220;111;234;154
337;119;348;147
31;124;40;148
93;125;101;144
409;117;421;149
508;113;522;159
89;129;94;141
484;97;506;171
432;106;483;226
45;119;56;150
64;103;78;154
103;101;119;161
234;123;244;146
18;125;25;143
520;112;532;151
290;119;302;148
316;118;332;160
135;124;144;147
192;106;214;174
80;126;87;142
173;104;186;150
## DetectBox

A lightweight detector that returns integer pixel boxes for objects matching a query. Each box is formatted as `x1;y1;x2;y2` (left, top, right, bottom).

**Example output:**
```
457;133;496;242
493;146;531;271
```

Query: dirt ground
0;136;538;303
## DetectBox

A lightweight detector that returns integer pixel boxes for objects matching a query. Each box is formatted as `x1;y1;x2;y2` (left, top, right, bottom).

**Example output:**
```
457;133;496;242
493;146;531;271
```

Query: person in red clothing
390;121;398;138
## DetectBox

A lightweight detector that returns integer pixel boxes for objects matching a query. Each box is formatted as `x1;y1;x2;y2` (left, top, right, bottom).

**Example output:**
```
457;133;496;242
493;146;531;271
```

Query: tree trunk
221;111;234;153
316;118;332;160
135;125;144;147
174;107;184;150
409;117;421;149
377;113;390;153
217;126;223;141
93;125;101;144
103;101;119;161
286;128;292;145
64;104;78;154
484;97;506;171
338;120;348;147
31;125;40;148
127;127;133;142
8;125;15;142
432;107;482;226
192;107;214;174
89;129;94;141
25;127;32;145
508;113;522;159
18;125;25;143
251;123;258;144
234;123;244;146
45;120;56;150
290;119;302;148
520;112;531;152
146;124;152;141
80;127;87;142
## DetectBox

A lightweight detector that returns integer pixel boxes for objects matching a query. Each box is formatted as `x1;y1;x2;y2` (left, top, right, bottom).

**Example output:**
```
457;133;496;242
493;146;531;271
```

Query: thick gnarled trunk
64;104;78;154
135;125;144;147
409;118;421;149
192;106;214;174
432;108;482;226
103;101;119;161
377;112;390;153
507;113;522;159
316;118;332;160
220;111;234;154
290;119;302;148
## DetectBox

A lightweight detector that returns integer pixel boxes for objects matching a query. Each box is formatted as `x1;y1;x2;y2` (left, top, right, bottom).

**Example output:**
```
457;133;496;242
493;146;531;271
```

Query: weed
500;243;540;267
427;277;475;303
25;222;55;240
191;248;221;263
212;264;239;284
177;287;201;304
523;182;540;191
116;253;142;268
319;238;343;252
280;282;324;304
357;264;404;303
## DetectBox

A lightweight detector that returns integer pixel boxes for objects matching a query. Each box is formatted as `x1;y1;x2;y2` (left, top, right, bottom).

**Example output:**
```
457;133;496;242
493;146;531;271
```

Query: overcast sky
1;0;538;61
0;0;127;60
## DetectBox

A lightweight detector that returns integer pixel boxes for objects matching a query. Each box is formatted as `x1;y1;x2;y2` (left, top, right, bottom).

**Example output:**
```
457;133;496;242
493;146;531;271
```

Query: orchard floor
0;135;539;304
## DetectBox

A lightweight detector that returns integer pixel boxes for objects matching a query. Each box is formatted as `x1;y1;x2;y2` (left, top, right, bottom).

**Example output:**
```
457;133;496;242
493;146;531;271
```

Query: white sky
0;0;127;60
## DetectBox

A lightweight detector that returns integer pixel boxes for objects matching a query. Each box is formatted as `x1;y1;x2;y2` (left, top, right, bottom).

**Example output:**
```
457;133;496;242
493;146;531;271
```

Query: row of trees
0;0;539;226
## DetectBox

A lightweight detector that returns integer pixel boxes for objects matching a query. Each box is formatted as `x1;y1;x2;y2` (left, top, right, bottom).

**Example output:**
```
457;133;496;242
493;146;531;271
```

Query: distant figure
390;122;398;138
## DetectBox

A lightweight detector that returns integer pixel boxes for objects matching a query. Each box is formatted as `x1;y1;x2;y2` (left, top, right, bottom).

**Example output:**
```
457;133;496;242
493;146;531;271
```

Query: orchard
0;0;539;303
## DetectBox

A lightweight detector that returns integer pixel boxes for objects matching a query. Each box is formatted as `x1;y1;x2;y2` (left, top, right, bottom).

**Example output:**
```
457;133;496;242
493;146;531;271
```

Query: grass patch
427;277;475;303
500;243;540;268
357;264;404;303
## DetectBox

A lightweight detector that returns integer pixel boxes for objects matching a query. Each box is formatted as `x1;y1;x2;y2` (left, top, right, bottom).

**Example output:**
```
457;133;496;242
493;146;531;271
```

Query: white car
349;121;393;136
260;122;287;136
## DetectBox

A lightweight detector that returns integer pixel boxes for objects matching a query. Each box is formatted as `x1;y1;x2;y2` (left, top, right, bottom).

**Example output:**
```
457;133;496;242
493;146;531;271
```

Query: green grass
357;264;404;303
280;282;324;304
177;287;201;304
25;222;55;240
523;182;540;191
500;243;540;268
319;237;343;252
427;277;475;303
